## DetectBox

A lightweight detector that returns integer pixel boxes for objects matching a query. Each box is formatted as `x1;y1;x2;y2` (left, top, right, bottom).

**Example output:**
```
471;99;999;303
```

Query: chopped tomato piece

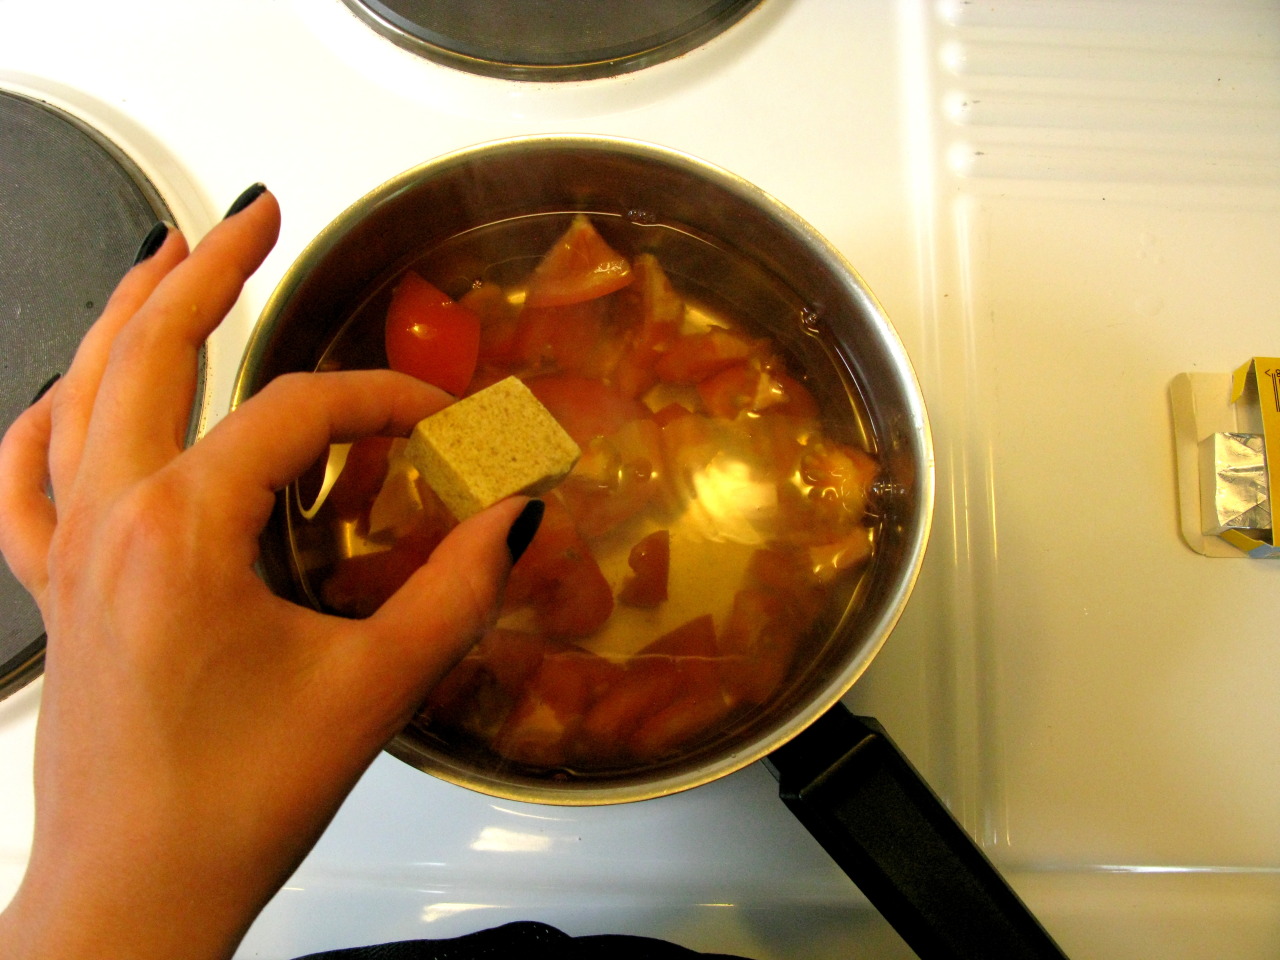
534;554;614;640
741;413;808;483
628;688;732;760
462;364;514;396
494;648;622;767
474;628;554;696
808;526;874;583
422;630;561;741
524;214;633;308
639;613;717;658
611;254;684;397
653;328;763;384
657;411;723;505
580;615;722;761
635;613;720;691
320;527;446;618
504;498;614;639
651;402;693;428
745;546;812;596
618;529;670;607
771;371;821;420
384;271;482;396
801;440;878;521
747;546;825;626
558;418;663;539
718;587;802;706
579;659;683;748
615;253;685;328
696;360;791;419
514;298;625;377
419;655;487;729
461;280;522;368
525;375;647;446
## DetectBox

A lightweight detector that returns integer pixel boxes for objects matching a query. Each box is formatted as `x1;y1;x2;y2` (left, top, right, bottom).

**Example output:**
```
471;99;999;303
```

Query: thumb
362;496;543;702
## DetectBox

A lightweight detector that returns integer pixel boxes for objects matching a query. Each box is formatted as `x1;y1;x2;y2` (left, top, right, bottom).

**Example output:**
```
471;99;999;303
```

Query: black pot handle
764;704;1068;959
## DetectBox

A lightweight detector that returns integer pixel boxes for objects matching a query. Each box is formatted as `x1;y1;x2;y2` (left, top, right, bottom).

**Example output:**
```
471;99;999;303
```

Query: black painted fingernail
132;221;170;264
505;499;545;565
224;182;267;219
29;373;61;406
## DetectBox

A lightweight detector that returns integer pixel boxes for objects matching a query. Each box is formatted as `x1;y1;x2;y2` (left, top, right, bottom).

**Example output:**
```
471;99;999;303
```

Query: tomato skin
384;271;481;396
524;214;633;308
618;529;670;607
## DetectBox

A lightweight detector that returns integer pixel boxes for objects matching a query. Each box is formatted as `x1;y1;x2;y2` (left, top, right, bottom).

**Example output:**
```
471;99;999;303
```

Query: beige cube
405;376;580;520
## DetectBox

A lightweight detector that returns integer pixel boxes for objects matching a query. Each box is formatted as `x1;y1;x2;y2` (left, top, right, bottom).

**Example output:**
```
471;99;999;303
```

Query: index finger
181;369;451;530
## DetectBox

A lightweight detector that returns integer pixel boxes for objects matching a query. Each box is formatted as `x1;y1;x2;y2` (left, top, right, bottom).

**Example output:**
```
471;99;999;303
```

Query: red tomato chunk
384;272;481;396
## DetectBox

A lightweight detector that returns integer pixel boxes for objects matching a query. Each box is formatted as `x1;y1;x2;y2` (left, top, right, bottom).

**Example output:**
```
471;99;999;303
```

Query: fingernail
29;373;61;406
132;221;170;264
505;499;544;565
224;182;267;219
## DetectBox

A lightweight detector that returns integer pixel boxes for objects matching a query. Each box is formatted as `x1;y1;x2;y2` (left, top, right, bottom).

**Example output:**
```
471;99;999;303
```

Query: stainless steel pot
233;136;1066;959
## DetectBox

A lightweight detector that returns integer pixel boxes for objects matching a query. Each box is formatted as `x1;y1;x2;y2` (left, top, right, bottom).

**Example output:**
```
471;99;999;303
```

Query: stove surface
1;2;1277;958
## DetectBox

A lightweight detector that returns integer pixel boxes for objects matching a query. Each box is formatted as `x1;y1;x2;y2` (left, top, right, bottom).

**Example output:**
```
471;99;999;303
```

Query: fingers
182;369;452;532
362;496;532;710
47;226;189;497
0;387;59;598
83;188;281;492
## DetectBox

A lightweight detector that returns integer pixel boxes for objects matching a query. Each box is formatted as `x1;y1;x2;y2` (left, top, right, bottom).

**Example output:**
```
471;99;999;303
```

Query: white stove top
1;2;1278;957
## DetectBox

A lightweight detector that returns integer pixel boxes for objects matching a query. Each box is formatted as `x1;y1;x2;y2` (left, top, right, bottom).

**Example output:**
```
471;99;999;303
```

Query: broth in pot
287;212;883;782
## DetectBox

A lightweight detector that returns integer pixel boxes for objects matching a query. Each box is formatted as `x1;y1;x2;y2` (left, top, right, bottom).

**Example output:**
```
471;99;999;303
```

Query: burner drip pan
0;89;174;698
341;0;765;81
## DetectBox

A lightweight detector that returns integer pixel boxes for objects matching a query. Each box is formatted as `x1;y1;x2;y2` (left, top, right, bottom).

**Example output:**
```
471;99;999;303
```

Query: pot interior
234;137;933;804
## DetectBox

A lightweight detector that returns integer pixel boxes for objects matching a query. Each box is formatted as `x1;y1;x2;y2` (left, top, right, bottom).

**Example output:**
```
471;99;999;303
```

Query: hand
0;188;534;960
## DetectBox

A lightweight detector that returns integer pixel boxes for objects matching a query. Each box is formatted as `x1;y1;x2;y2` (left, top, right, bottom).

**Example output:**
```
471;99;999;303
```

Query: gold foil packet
1170;357;1279;559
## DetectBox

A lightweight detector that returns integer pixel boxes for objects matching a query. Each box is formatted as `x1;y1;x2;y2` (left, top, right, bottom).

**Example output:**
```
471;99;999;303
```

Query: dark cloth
293;920;752;959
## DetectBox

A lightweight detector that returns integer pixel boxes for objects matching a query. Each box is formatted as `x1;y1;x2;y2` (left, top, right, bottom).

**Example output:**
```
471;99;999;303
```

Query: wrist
0;847;255;960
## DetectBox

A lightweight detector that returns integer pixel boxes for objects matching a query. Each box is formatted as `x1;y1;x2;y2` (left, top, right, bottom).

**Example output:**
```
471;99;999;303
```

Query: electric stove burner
0;89;173;699
340;0;765;81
